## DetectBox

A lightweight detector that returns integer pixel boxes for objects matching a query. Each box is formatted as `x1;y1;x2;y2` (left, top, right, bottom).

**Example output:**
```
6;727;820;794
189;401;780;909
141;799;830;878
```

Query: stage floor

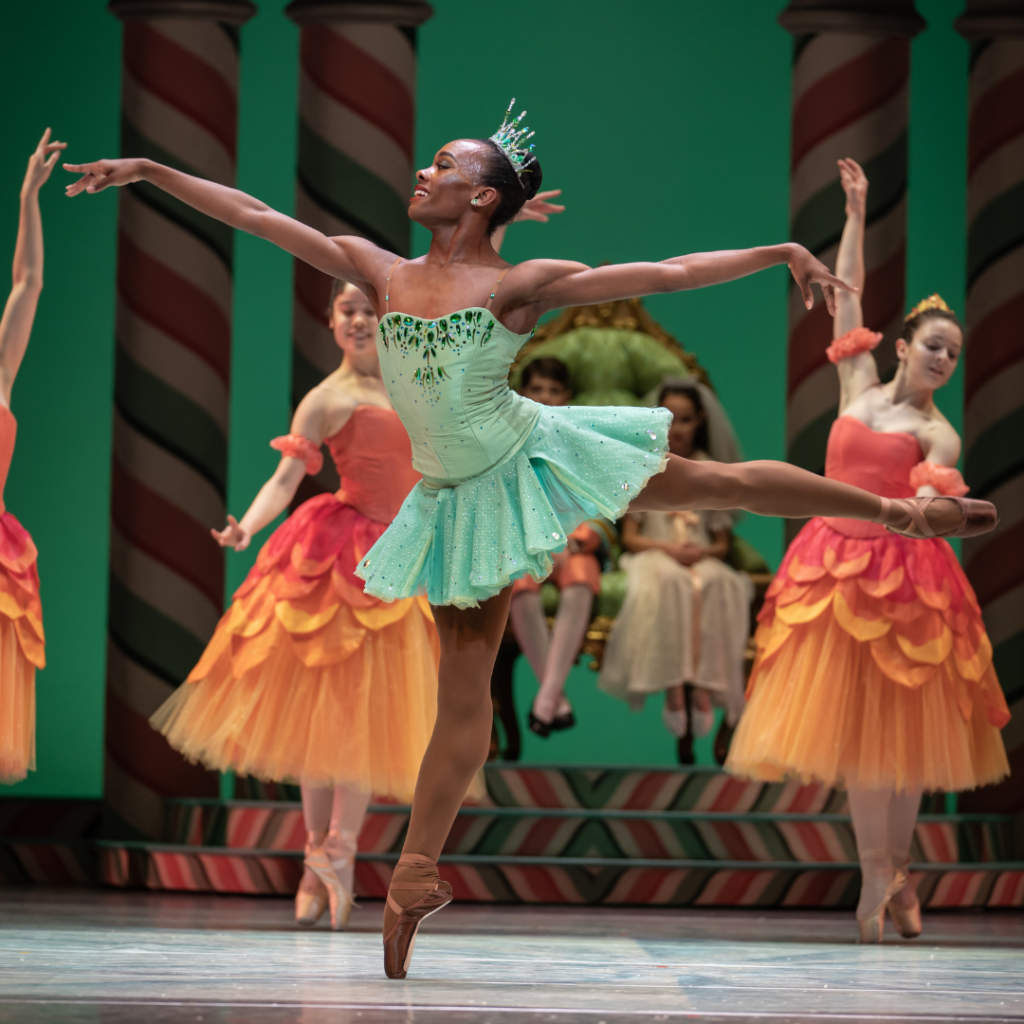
0;889;1022;1023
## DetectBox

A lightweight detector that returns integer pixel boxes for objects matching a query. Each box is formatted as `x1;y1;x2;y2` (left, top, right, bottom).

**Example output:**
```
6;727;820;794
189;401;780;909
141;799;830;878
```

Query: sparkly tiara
905;293;954;320
489;98;536;188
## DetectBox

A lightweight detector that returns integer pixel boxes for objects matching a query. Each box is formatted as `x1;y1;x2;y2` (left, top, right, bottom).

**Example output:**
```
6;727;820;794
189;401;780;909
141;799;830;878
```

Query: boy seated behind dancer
512;358;611;736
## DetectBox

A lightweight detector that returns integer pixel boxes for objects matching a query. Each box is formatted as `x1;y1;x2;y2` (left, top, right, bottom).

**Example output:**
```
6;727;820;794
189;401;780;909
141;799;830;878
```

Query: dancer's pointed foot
295;851;329;927
876;496;997;540
888;856;922;939
306;828;358;931
857;848;905;943
383;853;452;979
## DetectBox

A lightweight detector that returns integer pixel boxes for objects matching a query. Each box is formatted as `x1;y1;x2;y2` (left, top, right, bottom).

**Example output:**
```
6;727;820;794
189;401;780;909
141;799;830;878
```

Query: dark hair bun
476;138;543;231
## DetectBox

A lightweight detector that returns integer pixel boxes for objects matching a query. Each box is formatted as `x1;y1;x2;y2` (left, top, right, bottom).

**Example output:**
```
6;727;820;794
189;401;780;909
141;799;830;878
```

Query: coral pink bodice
0;407;17;514
823;416;921;539
326;405;420;524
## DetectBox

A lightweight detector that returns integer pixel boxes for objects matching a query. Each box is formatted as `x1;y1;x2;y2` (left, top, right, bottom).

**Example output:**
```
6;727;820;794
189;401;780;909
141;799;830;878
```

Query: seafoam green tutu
355;405;671;608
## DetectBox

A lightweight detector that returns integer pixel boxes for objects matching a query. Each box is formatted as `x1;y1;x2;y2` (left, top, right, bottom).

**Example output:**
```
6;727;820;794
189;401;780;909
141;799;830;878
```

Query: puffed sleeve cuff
909;461;969;497
826;327;883;364
270;434;323;475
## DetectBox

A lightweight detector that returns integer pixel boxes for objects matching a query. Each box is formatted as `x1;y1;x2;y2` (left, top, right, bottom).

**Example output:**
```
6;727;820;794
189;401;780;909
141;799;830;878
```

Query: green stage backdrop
0;0;967;793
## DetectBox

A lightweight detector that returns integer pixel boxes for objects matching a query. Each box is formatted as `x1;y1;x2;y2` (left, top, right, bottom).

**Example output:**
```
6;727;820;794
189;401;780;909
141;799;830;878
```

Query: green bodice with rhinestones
377;308;541;486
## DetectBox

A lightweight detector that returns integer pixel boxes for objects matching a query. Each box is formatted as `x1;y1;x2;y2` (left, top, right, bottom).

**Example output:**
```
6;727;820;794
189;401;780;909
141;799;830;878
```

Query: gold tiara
905;293;954;321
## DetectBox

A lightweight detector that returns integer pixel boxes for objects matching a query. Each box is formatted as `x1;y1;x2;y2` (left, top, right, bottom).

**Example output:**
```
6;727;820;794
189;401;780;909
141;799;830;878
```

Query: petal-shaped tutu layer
356;405;671;608
0;512;41;784
152;494;440;799
727;518;1009;792
0;513;43;670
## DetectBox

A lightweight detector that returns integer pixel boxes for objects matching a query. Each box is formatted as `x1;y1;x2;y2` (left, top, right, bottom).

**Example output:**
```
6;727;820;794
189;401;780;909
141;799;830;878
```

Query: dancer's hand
838;158;868;219
22;129;67;196
63;157;147;196
669;542;703;566
212;515;251;552
787;244;854;315
514;189;564;224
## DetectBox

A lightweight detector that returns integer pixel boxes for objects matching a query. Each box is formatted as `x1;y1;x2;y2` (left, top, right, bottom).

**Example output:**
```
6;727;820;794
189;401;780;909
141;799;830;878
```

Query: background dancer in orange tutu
727;159;1010;943
151;193;562;930
0;130;65;784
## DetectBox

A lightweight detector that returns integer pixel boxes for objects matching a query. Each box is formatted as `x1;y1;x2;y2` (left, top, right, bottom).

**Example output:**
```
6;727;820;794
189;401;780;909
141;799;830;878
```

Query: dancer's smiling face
330;283;379;373
409;140;497;226
896;317;962;392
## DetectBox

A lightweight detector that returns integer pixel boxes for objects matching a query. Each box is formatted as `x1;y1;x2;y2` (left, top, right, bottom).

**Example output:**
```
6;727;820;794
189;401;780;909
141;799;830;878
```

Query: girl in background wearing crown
727;158;1010;943
0;130;65;785
66;109;997;978
150;196;562;932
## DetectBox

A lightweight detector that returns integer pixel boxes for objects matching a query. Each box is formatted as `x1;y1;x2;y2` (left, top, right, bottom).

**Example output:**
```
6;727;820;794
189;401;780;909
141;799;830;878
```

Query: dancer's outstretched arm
0;129;66;406
516;240;853;320
213;387;355;552
833;158;880;412
63;157;392;294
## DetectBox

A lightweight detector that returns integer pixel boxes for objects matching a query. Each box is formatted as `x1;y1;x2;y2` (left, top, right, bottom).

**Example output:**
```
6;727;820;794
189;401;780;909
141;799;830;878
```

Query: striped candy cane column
286;0;432;498
105;0;254;837
957;2;1024;810
779;1;924;504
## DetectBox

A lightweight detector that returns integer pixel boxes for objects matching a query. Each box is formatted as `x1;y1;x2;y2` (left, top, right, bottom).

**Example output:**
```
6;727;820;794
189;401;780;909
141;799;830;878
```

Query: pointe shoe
295;884;329;926
857;847;906;943
306;829;358;931
877;496;997;540
888;856;922;939
295;839;329;926
383;855;453;979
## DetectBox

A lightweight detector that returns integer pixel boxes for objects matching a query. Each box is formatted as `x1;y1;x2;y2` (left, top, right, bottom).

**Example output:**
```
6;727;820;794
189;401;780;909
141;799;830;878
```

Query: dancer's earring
471;198;479;206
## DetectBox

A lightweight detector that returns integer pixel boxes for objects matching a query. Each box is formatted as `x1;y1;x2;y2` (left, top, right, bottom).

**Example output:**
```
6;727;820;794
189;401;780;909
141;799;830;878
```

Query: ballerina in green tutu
66;101;996;978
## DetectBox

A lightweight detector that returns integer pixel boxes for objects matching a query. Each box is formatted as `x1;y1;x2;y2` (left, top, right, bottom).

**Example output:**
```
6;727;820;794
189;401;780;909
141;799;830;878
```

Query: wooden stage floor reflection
0;888;1022;1023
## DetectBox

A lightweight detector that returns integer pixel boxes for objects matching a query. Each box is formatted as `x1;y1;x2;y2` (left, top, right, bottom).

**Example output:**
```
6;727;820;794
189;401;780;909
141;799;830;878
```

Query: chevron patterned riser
162;803;1015;866
90;846;1024;909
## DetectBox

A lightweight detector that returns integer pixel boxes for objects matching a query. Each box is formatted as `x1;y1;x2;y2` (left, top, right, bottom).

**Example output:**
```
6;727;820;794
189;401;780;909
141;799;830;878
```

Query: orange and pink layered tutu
727;417;1009;793
0;409;45;784
151;408;439;802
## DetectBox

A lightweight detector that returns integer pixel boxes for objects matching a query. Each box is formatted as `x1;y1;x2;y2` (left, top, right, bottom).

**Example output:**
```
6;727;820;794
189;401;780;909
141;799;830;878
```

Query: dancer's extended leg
324;784;372;907
887;787;923;936
296;783;334;924
848;786;905;941
532;584;593;723
384;589;513;950
631;455;967;535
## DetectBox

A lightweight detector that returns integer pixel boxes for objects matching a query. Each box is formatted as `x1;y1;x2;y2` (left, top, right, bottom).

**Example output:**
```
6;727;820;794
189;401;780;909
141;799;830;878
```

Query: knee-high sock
534;584;593;720
301;783;334;837
509;591;549;682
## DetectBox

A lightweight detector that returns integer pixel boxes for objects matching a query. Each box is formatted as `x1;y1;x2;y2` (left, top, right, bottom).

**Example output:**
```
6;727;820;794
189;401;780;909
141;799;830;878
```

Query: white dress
599;499;753;726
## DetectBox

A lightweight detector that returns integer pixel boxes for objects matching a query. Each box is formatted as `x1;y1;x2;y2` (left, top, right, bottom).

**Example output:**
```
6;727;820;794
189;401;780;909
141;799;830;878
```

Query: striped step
89;840;1024;909
163;799;1016;866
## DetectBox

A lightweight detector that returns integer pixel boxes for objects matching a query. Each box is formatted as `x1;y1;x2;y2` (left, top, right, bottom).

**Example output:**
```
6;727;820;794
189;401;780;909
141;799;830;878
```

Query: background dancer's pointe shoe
306;828;358;931
295;836;329;926
383;853;453;979
857;848;905;943
888;856;922;939
876;496;997;540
